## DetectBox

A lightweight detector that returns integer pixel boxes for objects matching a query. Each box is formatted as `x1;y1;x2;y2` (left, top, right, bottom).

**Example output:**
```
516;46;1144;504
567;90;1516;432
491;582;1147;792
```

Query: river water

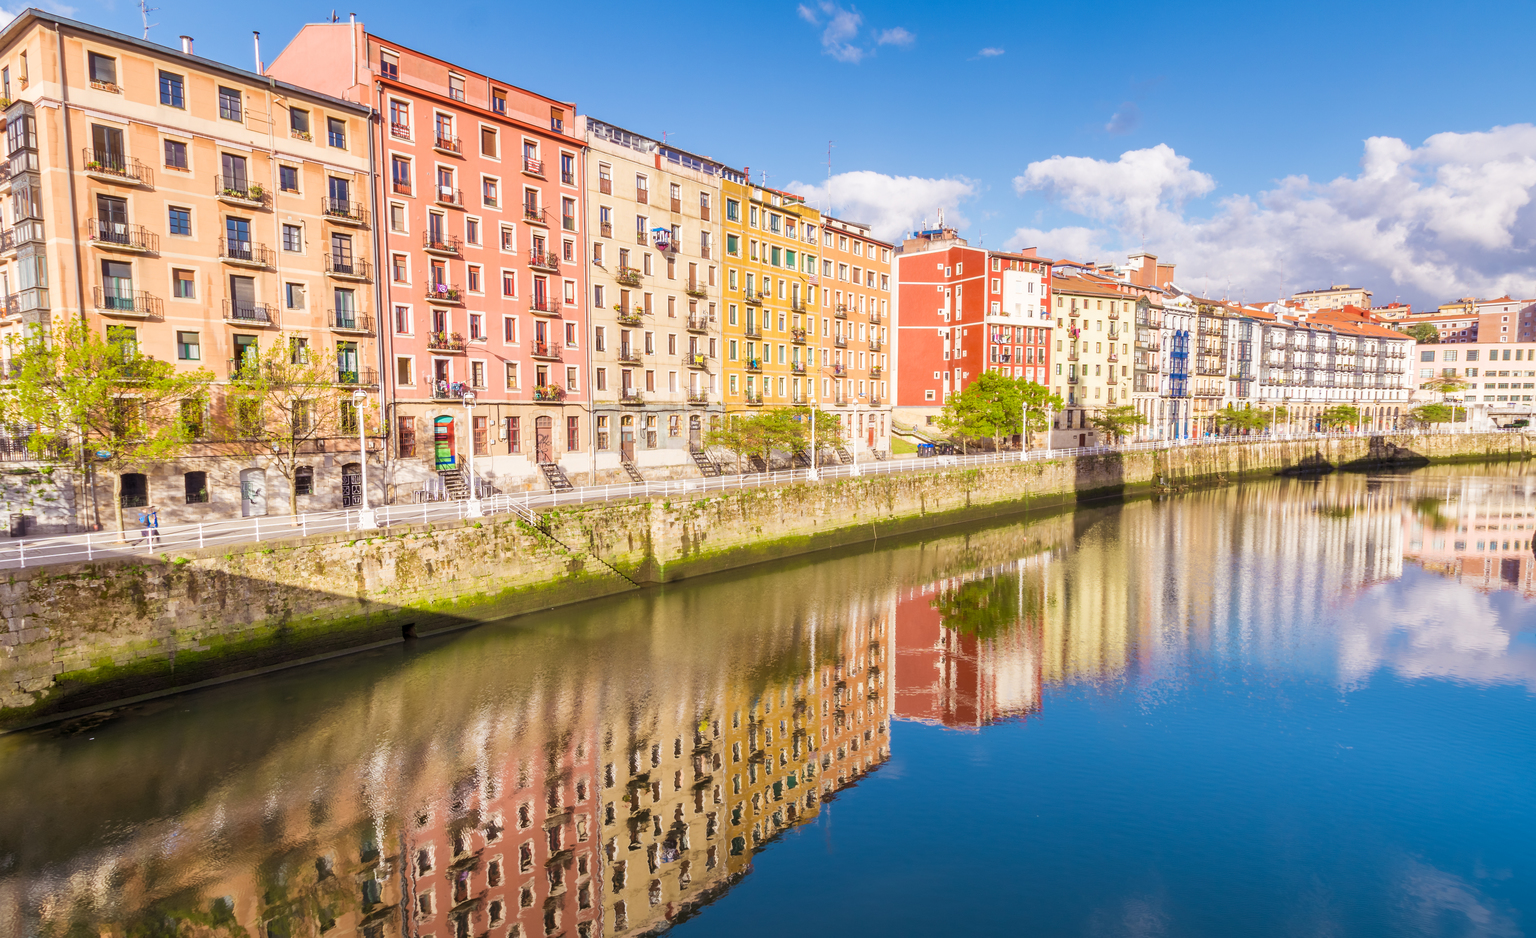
2;468;1534;938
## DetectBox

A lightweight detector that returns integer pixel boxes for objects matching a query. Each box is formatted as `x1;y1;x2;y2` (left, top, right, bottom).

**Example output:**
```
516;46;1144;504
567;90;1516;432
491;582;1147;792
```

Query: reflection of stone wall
2;432;1522;723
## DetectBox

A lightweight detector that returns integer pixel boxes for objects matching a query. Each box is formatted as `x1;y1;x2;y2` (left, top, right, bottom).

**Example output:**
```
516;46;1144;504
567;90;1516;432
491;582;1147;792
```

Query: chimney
180;35;193;54
253;31;262;75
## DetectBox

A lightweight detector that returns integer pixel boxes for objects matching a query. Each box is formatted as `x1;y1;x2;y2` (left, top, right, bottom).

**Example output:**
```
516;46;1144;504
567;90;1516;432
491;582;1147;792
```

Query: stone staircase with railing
834;446;853;465
620;459;644;483
540;462;574;491
691;450;721;477
438;466;470;500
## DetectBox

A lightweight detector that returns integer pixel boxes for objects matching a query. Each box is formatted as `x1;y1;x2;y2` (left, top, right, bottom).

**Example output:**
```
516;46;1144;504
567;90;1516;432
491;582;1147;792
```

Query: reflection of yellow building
721;178;823;415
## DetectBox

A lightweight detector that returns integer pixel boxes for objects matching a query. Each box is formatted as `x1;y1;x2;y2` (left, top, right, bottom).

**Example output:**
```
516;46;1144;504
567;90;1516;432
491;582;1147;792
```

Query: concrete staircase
438;466;470;500
834;446;853;465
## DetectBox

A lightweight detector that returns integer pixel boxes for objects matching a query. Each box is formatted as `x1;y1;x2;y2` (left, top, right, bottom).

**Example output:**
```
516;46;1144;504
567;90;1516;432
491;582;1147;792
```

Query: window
505;361;519;389
294;467;314;497
184;470;208;504
163;139;188;170
466;218;480;245
449;74;465;101
379;49;399;79
218;86;242;122
285;283;305;309
483;177;499;207
88;52;117;88
279;165;299;192
327;117;346;148
561;153;575;185
168;206;191;236
492;89;507;114
290;107;311;138
391;155;411;195
481;127;498;158
177;331;200;360
282;224;303;252
158;70;184;107
173;269;195;299
501;226;516;251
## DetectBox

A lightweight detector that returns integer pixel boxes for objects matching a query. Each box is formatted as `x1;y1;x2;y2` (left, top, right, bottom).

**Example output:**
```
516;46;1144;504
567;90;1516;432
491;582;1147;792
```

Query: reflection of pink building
893;570;1043;729
1404;503;1536;594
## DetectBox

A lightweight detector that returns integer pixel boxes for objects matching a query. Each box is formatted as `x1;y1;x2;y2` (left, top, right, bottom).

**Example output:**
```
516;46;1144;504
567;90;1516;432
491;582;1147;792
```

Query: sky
17;0;1536;309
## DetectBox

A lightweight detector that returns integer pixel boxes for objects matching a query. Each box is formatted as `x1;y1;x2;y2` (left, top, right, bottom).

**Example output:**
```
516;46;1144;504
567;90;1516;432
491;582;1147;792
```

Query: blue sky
34;0;1536;308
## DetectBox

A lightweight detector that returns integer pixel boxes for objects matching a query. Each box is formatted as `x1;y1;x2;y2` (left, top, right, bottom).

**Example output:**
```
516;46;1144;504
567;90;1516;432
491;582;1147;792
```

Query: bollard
198;523;205;549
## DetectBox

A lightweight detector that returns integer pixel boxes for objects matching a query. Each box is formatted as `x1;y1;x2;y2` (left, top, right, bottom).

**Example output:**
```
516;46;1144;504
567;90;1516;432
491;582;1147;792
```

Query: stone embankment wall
2;432;1525;726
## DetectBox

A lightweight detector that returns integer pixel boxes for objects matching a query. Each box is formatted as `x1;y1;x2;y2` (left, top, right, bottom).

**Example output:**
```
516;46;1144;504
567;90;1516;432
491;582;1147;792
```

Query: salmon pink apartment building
268;21;591;496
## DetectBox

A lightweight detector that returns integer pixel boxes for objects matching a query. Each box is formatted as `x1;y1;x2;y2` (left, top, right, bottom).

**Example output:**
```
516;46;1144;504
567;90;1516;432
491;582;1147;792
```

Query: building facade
582;117;725;479
269;22;591;495
0;10;380;526
818;215;892;454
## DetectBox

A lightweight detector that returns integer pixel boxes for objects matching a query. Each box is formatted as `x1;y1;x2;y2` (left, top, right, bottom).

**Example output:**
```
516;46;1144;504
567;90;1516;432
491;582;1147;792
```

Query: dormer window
380;50;399;79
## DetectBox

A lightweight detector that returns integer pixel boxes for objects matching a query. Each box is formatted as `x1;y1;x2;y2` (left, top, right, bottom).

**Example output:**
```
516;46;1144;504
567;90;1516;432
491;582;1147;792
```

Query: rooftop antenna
139;0;158;39
330;10;339;22
825;140;834;215
937;206;945;228
661;131;672;145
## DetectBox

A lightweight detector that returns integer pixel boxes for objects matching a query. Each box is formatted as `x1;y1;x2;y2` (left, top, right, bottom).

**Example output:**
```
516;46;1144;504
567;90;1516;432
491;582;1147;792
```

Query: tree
7;319;213;536
1087;404;1148;444
221;334;365;518
1318;404;1361;429
1403;323;1439;344
937;372;1063;452
1215;405;1266;435
1408;403;1452;425
704;416;753;472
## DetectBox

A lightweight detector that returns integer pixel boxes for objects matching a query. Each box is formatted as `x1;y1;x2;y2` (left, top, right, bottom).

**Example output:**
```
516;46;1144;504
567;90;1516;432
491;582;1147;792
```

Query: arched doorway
342;462;362;508
535;415;554;464
433;416;457;471
239;467;266;517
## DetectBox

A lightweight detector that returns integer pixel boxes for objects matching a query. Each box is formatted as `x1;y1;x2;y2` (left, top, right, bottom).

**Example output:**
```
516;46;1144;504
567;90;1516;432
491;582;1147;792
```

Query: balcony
427;332;466;353
744;324;762;339
745;391;764;406
600;222;613;238
532;341;563;361
745;359;762;373
322;198;369;227
220;239;274;268
869;340;883;352
636;188;649;205
616;307;644;326
532;385;566;403
686;315;710;333
617;348;642;365
93;287;162;320
834;305;848;319
87;220;157;253
833;336;847;349
599;177;612;195
791;328;807;344
743;292;763;306
791;299;807;312
389;122;410;141
869;396;882;406
529;249;561;272
870;366;883;378
435;186;464;208
1108;307;1120;320
524;206;548;226
424;282;463;304
790;362;807;375
529;297;562;317
685;280;707;298
336;367;378;387
391;179;412;196
324;255;371;281
868;311;882;325
423;233;462;257
83;149;149;186
328;310;374;335
687;353;710;370
620;391;645;405
831;364;846;377
222;300;277;326
615;266;642;286
635;229;648;245
523;157;544;177
688;390;709;405
1198;320;1223;336
669;196;682;214
433;134;462;157
215;176;268;208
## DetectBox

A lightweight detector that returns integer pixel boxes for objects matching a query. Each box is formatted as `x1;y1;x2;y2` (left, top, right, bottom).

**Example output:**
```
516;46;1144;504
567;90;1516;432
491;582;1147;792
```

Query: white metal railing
0;425;1500;570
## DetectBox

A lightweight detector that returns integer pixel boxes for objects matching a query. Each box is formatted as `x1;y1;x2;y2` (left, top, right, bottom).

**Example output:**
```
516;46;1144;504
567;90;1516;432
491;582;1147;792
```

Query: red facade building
893;224;1052;431
269;22;590;496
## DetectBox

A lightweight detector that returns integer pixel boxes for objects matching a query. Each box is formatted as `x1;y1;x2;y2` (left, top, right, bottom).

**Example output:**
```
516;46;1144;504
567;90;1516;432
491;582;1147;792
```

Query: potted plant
247;184;265;199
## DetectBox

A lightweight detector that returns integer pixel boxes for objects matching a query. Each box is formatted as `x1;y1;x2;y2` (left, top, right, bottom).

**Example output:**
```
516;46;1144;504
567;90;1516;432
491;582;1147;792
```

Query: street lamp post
352;388;377;529
462;391;482;517
808;397;819;482
849;396;862;477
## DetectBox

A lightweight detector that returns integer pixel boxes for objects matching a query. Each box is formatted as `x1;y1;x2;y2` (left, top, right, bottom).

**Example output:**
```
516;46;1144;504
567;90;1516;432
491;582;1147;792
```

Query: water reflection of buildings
894;559;1047;729
1402;473;1536;595
0;592;894;938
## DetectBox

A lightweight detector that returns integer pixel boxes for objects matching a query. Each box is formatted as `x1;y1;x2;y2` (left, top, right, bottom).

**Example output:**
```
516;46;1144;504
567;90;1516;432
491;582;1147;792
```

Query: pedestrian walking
148;506;161;545
137;507;152;546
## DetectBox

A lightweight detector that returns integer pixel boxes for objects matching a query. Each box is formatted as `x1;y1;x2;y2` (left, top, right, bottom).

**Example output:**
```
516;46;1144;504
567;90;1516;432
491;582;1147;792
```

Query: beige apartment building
0;11;380;525
1292;284;1372;311
582;117;724;479
1049;275;1139;445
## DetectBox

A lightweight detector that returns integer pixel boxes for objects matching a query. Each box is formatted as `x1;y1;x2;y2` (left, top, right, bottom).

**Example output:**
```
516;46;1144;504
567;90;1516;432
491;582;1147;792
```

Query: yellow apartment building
0;11;379;524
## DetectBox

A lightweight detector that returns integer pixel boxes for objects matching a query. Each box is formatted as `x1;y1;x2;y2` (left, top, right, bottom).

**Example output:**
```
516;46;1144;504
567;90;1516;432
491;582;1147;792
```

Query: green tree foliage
6;319;212;535
1409;403;1453;425
222;334;369;518
1318;404;1361;429
1420;375;1468;399
1215;405;1266;434
1403;323;1439;344
703;407;839;471
1087;404;1148;443
936;372;1063;452
931;574;1032;640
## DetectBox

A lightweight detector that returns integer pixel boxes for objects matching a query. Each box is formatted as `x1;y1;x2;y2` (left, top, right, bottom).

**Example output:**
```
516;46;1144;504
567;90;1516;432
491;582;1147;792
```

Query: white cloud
1105;101;1140;135
789;171;976;242
796;2;913;63
1005;226;1110;262
1009;126;1536;305
977;47;1005;57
